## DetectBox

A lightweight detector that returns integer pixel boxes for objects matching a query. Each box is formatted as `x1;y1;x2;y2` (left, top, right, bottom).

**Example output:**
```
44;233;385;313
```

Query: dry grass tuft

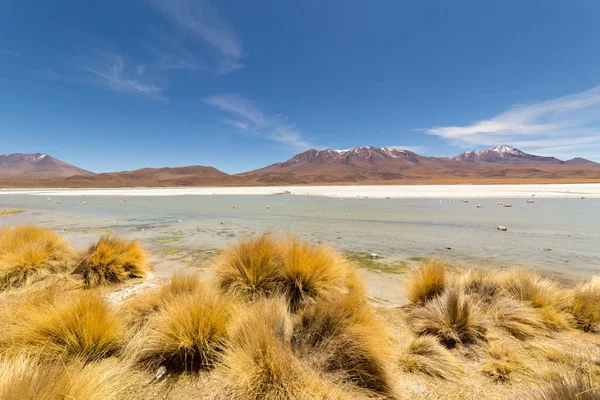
0;272;83;307
398;334;463;380
216;297;343;400
481;342;528;383
129;286;235;372
481;359;518;383
570;277;600;332
292;291;397;397
406;259;446;304
279;238;348;312
539;306;571;331
75;236;148;289
0;354;137;400
488;297;543;339
214;233;283;300
0;225;74;290
230;297;295;346
408;286;486;348
459;268;502;302
122;272;202;330
525;368;600;400
2;290;123;361
214;234;355;312
527;342;583;366
499;268;560;309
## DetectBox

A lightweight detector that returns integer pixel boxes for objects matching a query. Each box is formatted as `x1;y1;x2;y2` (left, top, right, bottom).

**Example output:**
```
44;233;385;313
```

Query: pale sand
2;183;600;198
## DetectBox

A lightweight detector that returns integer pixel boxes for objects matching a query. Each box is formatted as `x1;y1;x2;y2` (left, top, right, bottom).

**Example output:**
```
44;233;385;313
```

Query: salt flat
2;183;600;198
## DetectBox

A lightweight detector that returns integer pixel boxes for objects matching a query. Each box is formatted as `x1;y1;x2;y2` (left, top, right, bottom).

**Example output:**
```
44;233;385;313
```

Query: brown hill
565;157;597;164
0;153;94;179
6;166;240;188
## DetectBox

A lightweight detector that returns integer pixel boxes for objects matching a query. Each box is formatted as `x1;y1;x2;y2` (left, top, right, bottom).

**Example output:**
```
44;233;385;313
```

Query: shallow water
1;193;599;279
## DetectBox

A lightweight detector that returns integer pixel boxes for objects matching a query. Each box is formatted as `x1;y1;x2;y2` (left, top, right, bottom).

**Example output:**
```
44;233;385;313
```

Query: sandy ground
2;183;600;198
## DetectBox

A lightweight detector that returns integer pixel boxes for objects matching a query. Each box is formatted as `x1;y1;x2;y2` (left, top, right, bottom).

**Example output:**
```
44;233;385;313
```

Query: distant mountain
1;146;599;187
0;153;94;179
258;146;423;171
451;145;562;164
241;145;600;184
280;146;422;165
244;146;428;183
565;157;598;164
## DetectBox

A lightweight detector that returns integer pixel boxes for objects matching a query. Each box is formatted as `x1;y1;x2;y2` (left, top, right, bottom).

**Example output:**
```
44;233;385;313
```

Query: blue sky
1;0;599;173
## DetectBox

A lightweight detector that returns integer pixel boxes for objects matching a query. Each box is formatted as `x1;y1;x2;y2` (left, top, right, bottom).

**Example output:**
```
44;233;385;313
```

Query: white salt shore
2;183;600;198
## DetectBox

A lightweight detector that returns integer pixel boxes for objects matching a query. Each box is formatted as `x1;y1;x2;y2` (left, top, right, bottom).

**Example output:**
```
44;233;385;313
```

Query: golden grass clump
499;268;560;309
398;334;463;380
216;297;336;400
214;233;284;300
408;286;486;348
525;369;600;400
129;286;235;372
279;238;348;312
292;291;397;397
0;354;136;400
122;272;202;330
2;290;123;361
488;297;543;340
75;235;149;289
0;225;74;290
0;272;83;307
527;342;583;366
459;267;502;302
539;306;571;331
214;234;353;312
570;277;600;332
406;259;446;304
481;342;528;383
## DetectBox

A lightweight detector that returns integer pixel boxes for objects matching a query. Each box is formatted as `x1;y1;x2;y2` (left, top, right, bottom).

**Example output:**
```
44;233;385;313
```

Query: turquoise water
1;194;599;279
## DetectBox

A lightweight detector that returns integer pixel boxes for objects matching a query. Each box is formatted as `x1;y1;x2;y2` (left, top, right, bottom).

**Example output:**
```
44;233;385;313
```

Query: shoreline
2;183;600;198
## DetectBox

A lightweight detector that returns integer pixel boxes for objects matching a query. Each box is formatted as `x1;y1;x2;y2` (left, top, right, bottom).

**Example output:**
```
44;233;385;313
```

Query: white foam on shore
1;183;600;198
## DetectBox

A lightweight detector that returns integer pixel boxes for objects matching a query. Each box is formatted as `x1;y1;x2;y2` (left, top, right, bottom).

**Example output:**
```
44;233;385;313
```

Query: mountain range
1;146;599;187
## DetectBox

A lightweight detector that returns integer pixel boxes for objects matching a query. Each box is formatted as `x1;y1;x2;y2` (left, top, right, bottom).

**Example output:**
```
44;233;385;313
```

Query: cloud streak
425;85;600;160
204;94;312;149
142;36;204;71
148;0;244;74
82;53;167;101
0;48;34;61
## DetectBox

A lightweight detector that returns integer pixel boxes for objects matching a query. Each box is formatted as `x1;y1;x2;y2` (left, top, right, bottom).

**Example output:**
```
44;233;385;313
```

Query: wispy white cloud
224;119;250;130
82;53;167;101
148;0;244;74
143;37;204;71
0;48;33;60
204;94;312;149
385;145;425;154
425;85;600;160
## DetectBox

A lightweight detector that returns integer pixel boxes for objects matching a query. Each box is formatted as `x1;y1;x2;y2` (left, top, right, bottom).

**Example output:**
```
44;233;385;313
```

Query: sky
1;0;600;173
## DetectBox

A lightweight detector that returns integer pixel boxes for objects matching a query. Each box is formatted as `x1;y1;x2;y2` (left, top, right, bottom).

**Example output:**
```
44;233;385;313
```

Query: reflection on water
1;194;599;278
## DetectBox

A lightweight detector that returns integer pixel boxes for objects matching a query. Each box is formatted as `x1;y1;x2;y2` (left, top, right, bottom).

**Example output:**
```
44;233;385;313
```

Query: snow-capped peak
33;154;47;163
331;146;374;154
493;145;520;154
